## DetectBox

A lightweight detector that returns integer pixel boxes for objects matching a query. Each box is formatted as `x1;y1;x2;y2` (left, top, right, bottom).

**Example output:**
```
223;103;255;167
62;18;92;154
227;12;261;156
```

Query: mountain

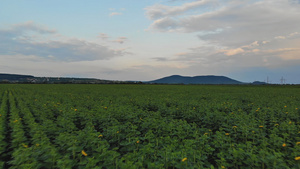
147;75;243;84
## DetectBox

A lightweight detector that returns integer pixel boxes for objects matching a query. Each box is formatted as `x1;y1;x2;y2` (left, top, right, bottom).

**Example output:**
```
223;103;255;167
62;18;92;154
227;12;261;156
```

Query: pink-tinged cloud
252;49;260;53
220;48;245;56
264;48;300;60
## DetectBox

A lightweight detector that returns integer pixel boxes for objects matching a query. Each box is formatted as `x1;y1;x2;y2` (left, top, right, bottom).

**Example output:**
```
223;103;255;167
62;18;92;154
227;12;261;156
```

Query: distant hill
147;75;244;84
0;73;130;84
252;81;267;85
0;73;34;81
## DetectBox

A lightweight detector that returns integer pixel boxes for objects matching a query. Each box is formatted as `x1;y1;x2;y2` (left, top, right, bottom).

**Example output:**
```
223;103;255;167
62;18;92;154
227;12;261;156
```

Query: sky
0;0;300;84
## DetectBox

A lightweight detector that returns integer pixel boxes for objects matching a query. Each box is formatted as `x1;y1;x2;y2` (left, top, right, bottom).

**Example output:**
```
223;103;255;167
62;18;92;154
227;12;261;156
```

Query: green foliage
0;84;299;168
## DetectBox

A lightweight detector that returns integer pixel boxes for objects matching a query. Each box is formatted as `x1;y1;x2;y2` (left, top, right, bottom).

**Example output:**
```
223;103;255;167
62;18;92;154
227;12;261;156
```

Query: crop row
0;90;8;168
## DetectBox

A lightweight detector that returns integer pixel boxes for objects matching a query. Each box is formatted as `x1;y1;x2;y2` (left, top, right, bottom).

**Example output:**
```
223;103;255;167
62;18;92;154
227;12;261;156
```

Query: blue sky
1;0;300;83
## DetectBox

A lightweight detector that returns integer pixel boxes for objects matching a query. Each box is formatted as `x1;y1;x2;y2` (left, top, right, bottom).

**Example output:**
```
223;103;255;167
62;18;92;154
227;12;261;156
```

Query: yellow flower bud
81;150;87;156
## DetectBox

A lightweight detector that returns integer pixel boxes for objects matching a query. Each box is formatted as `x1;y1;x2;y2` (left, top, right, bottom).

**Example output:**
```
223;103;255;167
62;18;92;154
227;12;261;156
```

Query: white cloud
262;41;269;44
109;12;123;16
275;36;286;39
0;22;127;62
145;0;217;20
149;17;179;32
289;32;299;37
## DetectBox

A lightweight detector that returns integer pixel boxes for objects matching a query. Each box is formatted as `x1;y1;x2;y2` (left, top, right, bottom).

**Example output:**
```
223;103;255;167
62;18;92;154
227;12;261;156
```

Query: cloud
264;48;300;60
11;21;57;34
145;0;300;72
168;36;300;79
98;33;128;44
289;32;299;37
145;0;216;20
146;1;300;46
220;48;245;56
98;33;109;40
109;12;123;16
216;41;260;56
152;57;168;61
113;37;128;44
242;41;259;49
262;41;269;44
108;8;125;17
275;36;286;40
0;22;127;61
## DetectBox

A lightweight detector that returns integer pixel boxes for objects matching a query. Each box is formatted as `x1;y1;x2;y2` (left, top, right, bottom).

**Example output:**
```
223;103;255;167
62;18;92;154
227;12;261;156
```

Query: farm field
0;84;300;169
